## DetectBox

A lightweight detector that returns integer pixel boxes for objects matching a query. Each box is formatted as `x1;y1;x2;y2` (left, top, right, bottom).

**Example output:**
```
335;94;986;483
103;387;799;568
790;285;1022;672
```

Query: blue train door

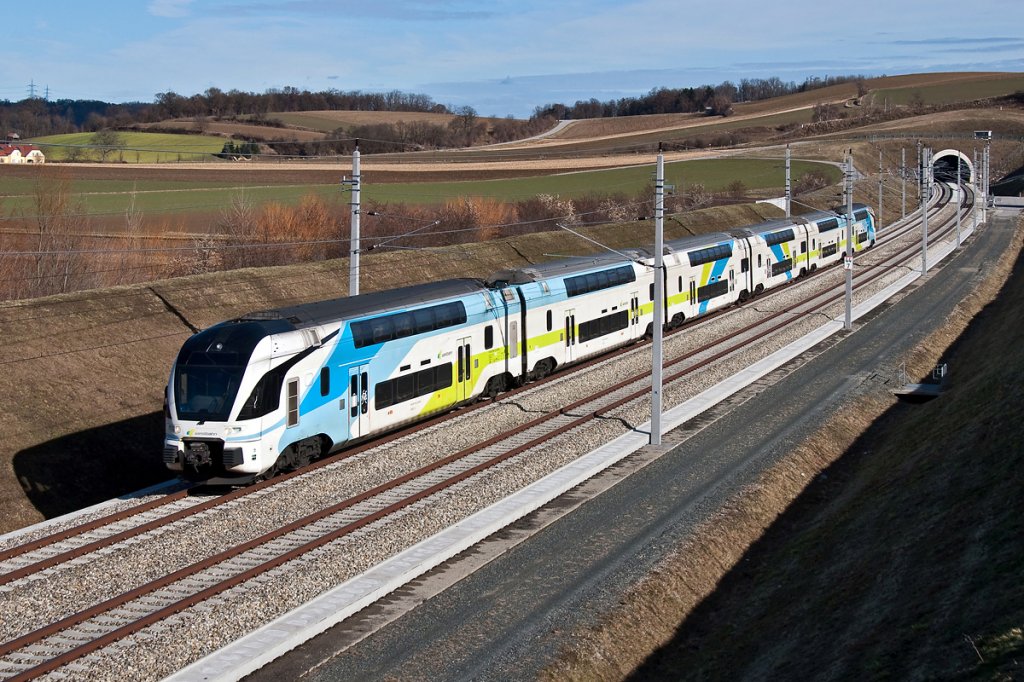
348;366;369;438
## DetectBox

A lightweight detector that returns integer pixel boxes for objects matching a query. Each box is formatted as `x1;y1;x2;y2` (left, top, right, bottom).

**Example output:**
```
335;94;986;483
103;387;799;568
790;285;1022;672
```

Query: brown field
543;72;1024;147
271;110;495;132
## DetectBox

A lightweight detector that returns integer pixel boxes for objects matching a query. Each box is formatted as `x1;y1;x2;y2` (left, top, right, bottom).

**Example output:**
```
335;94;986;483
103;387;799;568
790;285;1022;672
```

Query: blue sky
2;0;1023;118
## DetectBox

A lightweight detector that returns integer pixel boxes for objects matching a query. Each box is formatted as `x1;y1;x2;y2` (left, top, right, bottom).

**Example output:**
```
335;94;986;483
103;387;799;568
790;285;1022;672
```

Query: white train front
164;204;875;482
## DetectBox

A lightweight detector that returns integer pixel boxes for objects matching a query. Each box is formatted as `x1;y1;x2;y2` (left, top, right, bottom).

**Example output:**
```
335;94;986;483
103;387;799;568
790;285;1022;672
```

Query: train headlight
174;425;182;435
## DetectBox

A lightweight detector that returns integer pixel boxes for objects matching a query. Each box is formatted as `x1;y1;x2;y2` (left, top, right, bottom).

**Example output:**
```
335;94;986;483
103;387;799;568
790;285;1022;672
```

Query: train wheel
254;459;280;483
532;358;555;381
483;375;507;399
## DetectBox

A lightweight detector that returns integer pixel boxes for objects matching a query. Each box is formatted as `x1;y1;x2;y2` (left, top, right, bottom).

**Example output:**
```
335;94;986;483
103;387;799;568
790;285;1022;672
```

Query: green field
365;158;838;204
0;158;839;220
28;132;227;163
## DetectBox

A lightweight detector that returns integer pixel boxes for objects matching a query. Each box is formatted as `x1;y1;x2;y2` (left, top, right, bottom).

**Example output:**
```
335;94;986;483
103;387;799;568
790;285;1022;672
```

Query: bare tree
91;128;126;162
115;188;145;285
31;171;87;296
450;106;480;147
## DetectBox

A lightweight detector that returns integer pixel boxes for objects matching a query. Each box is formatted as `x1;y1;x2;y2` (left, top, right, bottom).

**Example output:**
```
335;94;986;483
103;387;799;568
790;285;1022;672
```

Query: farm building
0;144;45;163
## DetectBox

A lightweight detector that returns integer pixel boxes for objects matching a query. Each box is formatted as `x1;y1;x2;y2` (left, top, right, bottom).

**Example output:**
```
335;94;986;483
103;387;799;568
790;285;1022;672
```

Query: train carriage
489;251;651;379
729;218;813;298
165;279;516;481
659;233;745;326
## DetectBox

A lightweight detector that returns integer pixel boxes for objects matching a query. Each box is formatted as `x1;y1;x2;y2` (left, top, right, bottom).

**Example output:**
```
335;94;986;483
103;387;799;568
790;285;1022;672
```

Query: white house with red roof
0;143;45;163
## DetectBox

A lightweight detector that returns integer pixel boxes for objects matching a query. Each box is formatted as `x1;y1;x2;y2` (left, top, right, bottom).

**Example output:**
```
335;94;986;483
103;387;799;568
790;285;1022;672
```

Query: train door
348;366;369;439
688;278;697;316
508;320;519;361
630;291;640;329
456;336;473;401
564;309;577;362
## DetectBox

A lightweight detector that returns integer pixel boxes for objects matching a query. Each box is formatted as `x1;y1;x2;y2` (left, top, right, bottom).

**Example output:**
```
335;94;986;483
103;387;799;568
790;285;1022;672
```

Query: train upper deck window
351;301;468;348
818;218;840;232
854;209;869;222
687;243;732;267
763;228;795;247
564;265;635;297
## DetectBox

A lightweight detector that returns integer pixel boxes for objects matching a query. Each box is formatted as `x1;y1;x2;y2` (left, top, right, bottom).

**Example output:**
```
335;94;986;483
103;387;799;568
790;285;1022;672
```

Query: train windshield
172;321;281;422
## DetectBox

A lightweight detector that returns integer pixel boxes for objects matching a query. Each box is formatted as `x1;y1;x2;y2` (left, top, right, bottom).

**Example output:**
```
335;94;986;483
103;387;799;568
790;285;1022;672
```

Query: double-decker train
165;204;875;482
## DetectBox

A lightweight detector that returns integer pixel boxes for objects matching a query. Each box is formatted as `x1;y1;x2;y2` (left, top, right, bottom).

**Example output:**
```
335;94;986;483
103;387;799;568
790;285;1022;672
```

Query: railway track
0;185;974;680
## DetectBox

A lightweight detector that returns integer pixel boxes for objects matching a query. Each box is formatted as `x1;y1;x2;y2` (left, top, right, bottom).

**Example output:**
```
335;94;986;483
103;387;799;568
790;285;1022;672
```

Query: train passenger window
413;307;436;334
320;367;330;397
393;313;414;338
371;318;393;344
287;379;299;427
649;283;655;301
678;276;683;292
757;254;762;268
396;375;416;403
741;258;749;273
485;325;494;350
801;241;807;254
546;310;553;332
375;381;393;409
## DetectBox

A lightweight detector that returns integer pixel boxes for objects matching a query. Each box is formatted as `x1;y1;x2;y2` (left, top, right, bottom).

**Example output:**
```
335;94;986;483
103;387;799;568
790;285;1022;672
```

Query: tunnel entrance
932;149;974;184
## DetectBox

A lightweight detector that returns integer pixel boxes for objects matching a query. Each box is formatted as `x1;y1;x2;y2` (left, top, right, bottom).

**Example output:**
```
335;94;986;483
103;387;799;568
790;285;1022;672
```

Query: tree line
532;75;871;119
0;87;452;139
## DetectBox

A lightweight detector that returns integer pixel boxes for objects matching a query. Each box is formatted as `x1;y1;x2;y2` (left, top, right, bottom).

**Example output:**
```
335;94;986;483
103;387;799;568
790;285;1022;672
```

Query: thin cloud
882;36;1024;46
216;1;497;21
148;0;194;18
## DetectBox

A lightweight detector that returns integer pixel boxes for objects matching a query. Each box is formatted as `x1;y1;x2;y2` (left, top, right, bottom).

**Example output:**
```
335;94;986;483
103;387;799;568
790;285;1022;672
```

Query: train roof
486;249;647;285
728;216;801;238
238;278;488;329
663;231;733;253
800;203;872;223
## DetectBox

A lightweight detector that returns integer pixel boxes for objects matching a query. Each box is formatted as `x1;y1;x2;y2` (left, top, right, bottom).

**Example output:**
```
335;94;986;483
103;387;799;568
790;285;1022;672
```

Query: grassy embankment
541;216;1024;681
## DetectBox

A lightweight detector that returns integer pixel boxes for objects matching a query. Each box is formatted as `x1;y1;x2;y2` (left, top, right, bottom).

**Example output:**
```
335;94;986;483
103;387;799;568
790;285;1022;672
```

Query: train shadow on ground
12;411;169;520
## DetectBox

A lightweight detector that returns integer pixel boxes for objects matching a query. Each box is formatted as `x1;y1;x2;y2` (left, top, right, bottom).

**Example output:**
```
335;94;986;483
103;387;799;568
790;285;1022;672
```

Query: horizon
2;1;1023;118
